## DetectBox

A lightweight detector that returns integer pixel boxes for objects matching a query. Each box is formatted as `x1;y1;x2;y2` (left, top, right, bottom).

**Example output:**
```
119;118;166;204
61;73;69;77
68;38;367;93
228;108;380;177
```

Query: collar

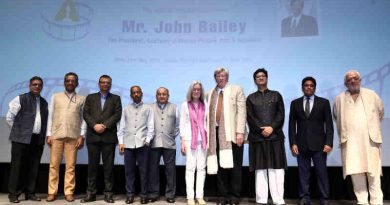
292;14;302;21
215;83;230;93
304;95;314;100
99;92;109;99
28;92;40;98
65;90;76;95
257;88;269;94
132;101;143;108
158;103;167;110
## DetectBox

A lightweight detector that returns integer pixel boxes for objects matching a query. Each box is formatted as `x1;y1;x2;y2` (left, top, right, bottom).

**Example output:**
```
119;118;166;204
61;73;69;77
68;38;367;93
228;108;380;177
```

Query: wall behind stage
0;0;389;166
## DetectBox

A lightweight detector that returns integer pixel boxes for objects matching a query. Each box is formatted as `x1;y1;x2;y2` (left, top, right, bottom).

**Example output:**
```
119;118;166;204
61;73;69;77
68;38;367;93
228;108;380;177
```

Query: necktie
291;18;297;34
216;91;223;123
305;97;310;117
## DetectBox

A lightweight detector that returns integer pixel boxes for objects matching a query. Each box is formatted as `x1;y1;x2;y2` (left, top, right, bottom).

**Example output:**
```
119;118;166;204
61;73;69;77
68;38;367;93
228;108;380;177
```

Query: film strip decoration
1;63;389;115
318;62;390;101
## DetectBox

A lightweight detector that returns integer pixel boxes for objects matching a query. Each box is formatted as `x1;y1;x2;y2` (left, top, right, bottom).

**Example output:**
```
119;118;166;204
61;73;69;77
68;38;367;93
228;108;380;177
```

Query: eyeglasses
65;79;77;83
31;83;42;87
303;84;315;88
346;77;360;83
255;75;267;79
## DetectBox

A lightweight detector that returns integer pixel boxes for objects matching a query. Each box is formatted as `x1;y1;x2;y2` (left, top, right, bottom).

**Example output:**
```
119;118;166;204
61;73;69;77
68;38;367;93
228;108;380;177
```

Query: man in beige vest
333;70;384;205
46;72;86;202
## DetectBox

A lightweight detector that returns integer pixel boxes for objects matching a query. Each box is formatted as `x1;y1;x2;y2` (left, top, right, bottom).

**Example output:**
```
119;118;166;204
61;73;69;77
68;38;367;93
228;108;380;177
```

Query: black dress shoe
80;194;96;203
125;196;134;204
217;200;228;205
25;194;41;201
299;200;311;205
320;201;330;205
141;197;148;204
231;200;240;205
148;197;158;203
9;198;20;203
166;198;175;203
104;195;115;203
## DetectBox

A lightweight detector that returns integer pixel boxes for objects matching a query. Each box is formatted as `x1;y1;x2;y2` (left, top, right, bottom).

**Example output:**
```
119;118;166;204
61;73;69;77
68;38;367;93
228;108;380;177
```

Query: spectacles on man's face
303;84;315;88
30;83;43;88
99;81;111;85
346;76;360;83
65;79;77;83
256;75;266;79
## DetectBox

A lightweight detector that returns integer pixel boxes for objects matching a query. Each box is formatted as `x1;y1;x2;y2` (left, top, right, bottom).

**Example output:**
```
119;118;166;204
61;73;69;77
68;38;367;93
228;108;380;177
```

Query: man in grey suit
80;75;122;203
147;87;179;203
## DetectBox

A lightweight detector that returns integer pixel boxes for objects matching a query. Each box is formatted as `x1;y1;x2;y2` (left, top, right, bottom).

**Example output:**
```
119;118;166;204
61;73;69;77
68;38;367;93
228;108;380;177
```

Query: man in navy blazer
281;0;318;37
81;75;122;203
288;76;333;205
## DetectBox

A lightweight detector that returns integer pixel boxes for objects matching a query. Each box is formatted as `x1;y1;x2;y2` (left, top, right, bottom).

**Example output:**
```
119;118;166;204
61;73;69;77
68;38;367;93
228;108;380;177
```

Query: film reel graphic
41;0;93;41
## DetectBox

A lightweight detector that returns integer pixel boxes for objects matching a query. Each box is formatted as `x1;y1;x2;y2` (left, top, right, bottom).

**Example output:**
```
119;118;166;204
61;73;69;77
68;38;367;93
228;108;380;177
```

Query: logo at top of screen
41;0;93;41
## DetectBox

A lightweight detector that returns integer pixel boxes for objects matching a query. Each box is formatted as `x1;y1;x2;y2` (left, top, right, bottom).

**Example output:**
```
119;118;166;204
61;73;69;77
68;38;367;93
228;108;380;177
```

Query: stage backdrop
0;0;389;166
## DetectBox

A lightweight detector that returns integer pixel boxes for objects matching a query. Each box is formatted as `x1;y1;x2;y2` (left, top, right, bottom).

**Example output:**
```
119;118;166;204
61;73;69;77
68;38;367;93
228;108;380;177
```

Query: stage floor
0;194;389;205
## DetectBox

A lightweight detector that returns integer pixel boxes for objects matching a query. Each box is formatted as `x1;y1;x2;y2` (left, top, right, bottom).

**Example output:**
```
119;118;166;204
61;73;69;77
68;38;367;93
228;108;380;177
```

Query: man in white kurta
333;70;384;205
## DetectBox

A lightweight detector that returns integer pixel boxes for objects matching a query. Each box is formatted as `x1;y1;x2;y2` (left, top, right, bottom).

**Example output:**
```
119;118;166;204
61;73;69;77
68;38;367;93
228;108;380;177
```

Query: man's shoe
104;195;115;203
299;199;311;205
196;198;206;205
141;197;148;204
188;199;196;205
65;194;75;202
320;201;330;205
166;198;175;203
231;200;240;205
25;194;41;201
80;194;96;203
9;198;20;203
125;196;134;204
46;194;56;202
148;197;158;203
216;201;225;205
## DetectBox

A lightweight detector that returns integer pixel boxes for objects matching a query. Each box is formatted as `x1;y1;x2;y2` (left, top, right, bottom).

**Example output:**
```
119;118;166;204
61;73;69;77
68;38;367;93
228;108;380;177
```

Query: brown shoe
46;194;56;202
65;194;75;202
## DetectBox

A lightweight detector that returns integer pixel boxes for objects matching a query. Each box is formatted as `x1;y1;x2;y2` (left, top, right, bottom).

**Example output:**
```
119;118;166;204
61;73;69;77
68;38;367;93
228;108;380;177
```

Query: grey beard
348;86;360;94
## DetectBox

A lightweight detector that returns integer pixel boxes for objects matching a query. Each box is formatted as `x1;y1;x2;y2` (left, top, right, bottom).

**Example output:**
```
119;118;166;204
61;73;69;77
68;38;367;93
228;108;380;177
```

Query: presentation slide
0;0;389;166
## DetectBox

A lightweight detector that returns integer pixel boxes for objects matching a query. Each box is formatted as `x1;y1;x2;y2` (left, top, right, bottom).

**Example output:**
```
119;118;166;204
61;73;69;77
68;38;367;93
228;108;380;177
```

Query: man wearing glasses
80;75;122;203
6;76;48;203
46;72;86;202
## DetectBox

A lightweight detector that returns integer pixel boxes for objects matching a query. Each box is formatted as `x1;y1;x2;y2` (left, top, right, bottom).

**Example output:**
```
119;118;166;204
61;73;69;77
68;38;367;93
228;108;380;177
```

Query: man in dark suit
80;75;122;203
288;76;333;205
281;0;318;37
6;76;48;203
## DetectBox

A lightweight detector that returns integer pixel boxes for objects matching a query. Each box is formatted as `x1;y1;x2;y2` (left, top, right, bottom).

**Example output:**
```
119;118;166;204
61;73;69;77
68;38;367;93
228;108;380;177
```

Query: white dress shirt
6;96;41;134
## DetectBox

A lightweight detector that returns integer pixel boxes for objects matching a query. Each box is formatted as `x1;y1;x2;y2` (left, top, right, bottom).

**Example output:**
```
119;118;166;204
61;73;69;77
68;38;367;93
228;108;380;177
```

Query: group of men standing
6;69;385;205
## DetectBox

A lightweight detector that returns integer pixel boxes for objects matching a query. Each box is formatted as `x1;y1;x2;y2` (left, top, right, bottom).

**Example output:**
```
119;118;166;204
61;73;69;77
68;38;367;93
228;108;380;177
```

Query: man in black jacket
288;76;333;205
80;75;122;203
6;76;48;203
